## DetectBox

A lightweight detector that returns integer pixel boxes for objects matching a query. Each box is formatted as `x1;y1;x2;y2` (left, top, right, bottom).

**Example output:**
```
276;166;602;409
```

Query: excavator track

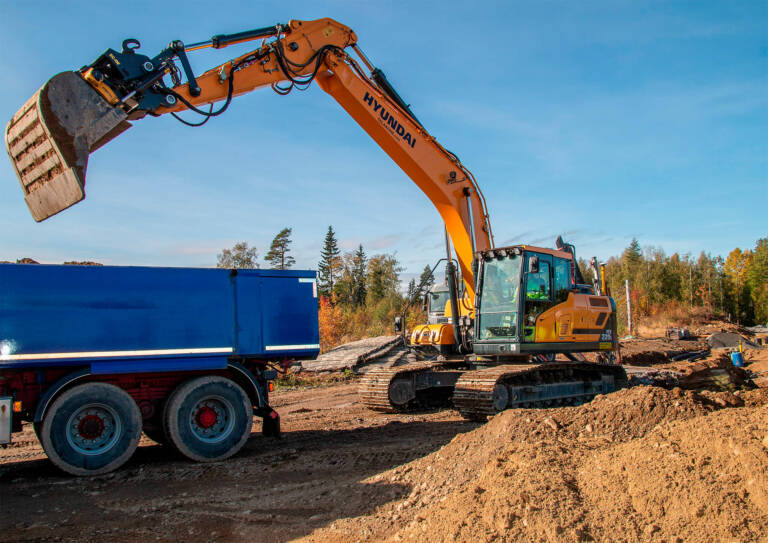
358;362;452;412
453;362;628;421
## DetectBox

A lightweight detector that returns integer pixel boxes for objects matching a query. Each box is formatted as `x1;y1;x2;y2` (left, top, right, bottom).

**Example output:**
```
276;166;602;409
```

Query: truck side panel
0;264;234;366
0;264;320;366
236;271;319;359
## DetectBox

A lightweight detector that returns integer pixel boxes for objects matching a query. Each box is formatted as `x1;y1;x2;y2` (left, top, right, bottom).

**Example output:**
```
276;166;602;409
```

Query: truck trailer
0;263;319;475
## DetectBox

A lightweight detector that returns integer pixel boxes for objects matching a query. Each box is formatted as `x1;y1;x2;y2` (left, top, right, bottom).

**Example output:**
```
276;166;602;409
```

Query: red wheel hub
195;406;218;429
78;414;105;439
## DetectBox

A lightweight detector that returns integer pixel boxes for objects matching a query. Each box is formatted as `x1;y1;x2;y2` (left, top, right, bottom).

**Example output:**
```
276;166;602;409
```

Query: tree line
314;226;440;350
216;227;295;270
580;237;768;330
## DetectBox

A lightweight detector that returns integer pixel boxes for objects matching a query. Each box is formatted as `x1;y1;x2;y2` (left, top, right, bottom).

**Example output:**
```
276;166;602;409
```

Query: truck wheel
164;376;252;462
40;382;142;476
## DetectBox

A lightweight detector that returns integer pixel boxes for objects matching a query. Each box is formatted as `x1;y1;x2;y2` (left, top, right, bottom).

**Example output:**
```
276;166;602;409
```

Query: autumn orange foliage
317;293;426;353
318;295;345;352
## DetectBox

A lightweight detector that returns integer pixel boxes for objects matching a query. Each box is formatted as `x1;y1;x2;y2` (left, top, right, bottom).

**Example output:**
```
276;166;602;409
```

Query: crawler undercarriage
358;356;628;420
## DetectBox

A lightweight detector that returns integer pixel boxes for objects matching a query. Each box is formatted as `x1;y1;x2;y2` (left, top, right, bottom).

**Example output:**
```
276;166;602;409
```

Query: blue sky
0;1;765;284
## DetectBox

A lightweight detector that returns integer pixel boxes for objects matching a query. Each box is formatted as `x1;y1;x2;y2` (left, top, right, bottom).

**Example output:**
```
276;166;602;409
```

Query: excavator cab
425;283;451;325
473;245;618;358
410;280;464;354
474;248;523;348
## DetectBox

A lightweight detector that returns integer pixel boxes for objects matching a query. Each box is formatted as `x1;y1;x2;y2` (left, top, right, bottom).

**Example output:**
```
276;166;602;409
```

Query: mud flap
262;409;281;438
5;71;130;221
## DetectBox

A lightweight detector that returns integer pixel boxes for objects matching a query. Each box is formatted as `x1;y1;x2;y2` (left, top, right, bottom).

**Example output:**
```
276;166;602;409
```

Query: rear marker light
13;401;22;412
268;382;275;392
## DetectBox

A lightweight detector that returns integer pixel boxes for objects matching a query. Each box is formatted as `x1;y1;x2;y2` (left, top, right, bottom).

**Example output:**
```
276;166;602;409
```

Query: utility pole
733;257;746;326
645;257;650;313
625;279;632;336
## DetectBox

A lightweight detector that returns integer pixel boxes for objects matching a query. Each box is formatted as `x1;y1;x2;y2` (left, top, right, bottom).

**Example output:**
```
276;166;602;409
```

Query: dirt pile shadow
0;419;476;543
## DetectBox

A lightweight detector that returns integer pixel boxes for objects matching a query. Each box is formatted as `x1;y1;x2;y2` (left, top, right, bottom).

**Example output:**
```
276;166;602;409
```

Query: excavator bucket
5;71;131;221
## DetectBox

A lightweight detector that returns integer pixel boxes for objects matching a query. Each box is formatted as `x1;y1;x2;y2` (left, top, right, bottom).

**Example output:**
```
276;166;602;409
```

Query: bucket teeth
5;71;130;221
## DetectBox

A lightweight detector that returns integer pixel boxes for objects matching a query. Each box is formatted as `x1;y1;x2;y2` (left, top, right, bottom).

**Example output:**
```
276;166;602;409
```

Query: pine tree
351;244;367;307
217;242;259;269
621;237;643;282
406;278;418;301
418;265;435;292
318;226;341;297
264;228;296;270
623;238;642;264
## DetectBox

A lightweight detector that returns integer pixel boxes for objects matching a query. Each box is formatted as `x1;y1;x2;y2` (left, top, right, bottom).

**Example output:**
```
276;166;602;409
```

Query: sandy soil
3;376;766;542
300;387;768;543
0;383;475;542
618;337;709;365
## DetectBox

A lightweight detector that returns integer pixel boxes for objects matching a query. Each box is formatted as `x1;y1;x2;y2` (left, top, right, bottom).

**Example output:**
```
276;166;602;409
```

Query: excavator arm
5;18;493;300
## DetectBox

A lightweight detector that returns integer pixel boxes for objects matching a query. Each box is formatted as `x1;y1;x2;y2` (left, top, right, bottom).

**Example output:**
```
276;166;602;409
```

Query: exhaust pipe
5;71;130;221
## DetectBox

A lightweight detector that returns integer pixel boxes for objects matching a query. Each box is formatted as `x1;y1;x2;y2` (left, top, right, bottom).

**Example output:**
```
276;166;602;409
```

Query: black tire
164;376;252;462
39;382;142;476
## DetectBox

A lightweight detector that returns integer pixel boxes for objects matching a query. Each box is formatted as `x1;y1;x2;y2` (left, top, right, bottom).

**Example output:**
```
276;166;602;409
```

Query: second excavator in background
5;17;626;420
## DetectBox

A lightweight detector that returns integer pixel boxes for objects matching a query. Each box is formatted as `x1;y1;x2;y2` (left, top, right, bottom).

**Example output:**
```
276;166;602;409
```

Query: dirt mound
387;407;767;542
62;260;103;266
741;387;768;407
577;409;768;542
301;387;760;543
619;337;709;366
667;352;755;391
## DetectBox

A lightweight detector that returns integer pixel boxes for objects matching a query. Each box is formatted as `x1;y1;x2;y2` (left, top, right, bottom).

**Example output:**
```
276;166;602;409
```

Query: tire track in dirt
0;382;476;543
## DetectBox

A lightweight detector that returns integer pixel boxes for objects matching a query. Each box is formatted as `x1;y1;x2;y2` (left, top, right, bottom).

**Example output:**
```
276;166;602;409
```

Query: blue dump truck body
0;263;319;475
0;264;319;370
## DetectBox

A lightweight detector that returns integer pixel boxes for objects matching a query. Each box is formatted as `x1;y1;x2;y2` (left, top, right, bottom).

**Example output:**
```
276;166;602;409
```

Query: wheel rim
65;403;122;456
188;396;235;443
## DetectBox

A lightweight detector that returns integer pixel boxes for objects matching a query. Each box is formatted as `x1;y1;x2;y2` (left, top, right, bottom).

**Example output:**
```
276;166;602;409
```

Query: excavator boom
4;18;492;301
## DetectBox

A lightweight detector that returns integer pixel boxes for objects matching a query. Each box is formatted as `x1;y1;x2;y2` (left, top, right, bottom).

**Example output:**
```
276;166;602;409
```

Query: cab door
522;252;553;342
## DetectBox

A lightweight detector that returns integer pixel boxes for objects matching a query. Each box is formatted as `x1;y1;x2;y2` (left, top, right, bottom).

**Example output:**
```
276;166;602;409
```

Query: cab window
525;261;550;300
553;258;572;303
429;291;450;314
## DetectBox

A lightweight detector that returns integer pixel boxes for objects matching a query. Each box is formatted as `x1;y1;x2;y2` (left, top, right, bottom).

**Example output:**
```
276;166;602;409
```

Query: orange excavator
5;18;626;419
